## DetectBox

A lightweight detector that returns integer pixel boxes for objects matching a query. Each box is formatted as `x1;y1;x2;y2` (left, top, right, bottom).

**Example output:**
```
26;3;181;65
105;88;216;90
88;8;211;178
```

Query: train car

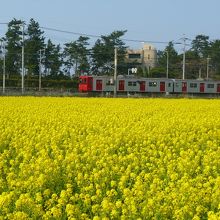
79;75;220;95
117;76;174;93
79;75;174;93
145;78;174;93
173;79;220;94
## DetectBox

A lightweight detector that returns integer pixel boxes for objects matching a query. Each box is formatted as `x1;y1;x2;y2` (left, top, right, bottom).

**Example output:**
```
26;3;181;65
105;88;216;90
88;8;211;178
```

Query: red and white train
79;75;220;95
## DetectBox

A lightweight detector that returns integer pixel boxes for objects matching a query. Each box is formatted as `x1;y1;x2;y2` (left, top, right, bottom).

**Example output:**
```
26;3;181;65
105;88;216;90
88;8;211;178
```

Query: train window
207;84;214;88
106;78;114;85
149;82;157;87
168;83;172;87
128;81;137;86
190;83;197;88
80;78;87;84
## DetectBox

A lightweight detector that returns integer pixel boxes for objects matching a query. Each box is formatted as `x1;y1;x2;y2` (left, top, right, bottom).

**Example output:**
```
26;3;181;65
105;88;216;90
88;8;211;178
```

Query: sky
0;0;219;52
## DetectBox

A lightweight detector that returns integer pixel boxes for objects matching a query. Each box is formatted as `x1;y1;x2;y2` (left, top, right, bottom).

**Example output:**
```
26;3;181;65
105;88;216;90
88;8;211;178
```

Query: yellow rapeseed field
0;97;220;219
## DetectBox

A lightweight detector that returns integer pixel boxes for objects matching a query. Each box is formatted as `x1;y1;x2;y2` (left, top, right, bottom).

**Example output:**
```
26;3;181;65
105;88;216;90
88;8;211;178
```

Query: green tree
63;36;90;76
157;42;180;78
158;42;178;66
209;40;220;76
184;50;202;79
0;38;4;71
191;35;210;58
188;35;210;78
149;67;166;78
5;18;24;77
91;30;127;75
44;39;62;78
136;66;144;77
25;18;45;77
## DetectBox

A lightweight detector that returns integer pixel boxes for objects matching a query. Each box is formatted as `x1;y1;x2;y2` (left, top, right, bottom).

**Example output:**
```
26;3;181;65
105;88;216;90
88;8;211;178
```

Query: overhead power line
40;26;180;45
3;22;220;55
4;22;215;48
40;26;101;39
2;22;178;45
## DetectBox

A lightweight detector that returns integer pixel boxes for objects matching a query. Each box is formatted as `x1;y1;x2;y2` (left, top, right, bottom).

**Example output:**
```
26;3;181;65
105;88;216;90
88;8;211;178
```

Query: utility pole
39;49;42;91
114;47;117;97
166;50;169;79
180;35;190;80
0;23;7;93
21;23;25;94
206;56;211;80
39;48;45;91
2;41;5;94
1;40;6;94
182;37;186;80
199;67;202;79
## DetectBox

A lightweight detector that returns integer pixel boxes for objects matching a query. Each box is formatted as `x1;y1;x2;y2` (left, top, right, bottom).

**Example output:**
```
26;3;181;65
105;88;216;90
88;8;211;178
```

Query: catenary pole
0;23;7;90
182;37;186;80
180;35;190;80
166;50;169;79
2;41;6;94
206;56;211;80
114;47;117;97
39;49;42;91
21;23;25;94
39;48;46;91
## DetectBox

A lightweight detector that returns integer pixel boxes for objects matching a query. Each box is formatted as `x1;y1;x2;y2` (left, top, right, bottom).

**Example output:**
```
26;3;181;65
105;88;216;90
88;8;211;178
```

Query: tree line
156;37;220;80
0;18;127;83
0;18;220;88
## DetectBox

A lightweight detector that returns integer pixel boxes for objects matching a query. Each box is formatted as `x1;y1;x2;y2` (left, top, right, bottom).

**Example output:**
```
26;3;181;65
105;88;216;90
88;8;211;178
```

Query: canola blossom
0;97;220;219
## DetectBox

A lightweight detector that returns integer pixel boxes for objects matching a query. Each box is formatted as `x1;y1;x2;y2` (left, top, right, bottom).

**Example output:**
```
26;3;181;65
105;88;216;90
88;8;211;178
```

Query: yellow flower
0;97;220;219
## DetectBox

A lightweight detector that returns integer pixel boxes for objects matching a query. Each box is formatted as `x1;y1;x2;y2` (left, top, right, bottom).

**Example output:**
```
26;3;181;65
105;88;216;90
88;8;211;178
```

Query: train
79;75;220;95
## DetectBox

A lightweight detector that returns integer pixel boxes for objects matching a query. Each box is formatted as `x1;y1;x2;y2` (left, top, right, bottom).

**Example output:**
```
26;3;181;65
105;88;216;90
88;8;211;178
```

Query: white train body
79;75;220;95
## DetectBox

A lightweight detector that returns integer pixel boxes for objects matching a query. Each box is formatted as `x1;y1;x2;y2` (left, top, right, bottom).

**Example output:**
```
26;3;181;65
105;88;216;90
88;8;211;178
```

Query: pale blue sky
0;0;219;51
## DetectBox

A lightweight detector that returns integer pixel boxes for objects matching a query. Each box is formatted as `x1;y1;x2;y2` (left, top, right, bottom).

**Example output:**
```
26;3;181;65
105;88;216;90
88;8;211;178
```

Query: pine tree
91;30;127;75
44;39;62;78
63;36;90;76
5;18;24;78
25;18;45;78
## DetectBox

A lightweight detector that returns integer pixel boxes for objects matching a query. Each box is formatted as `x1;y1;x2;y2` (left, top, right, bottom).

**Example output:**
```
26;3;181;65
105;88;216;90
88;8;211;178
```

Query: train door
87;77;93;91
96;80;102;91
160;82;165;92
182;82;187;93
217;84;220;93
140;81;145;92
200;83;205;93
119;80;125;91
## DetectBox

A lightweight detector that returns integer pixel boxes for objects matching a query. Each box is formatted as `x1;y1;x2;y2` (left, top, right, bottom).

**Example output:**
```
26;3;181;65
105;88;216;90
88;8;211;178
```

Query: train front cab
79;76;93;92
